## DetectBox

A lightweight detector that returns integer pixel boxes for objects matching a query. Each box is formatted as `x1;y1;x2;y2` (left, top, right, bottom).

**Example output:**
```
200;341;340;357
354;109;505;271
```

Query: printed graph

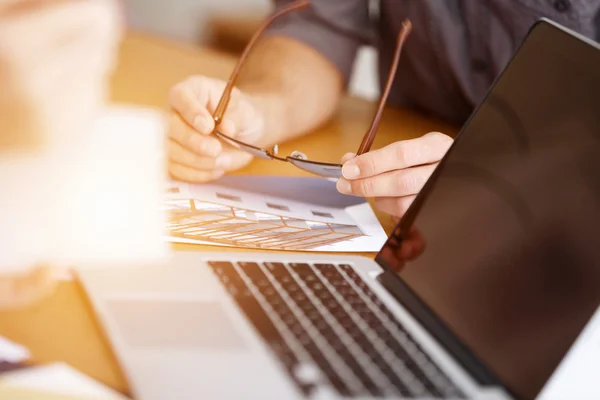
164;198;365;250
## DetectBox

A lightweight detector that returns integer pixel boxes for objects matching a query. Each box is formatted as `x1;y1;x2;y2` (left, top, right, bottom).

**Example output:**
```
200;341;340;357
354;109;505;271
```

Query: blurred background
121;0;380;101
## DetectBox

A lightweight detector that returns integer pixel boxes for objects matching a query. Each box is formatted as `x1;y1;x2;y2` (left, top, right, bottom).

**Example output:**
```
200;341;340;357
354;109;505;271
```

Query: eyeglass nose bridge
286;156;343;178
265;144;283;159
213;130;279;160
213;130;342;177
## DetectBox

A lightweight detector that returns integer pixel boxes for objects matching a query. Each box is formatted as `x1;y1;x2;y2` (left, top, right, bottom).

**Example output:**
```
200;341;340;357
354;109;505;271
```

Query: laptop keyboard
209;261;465;399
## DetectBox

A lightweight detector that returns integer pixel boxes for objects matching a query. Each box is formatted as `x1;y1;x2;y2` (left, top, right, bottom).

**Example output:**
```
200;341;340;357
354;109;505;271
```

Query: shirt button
553;0;571;12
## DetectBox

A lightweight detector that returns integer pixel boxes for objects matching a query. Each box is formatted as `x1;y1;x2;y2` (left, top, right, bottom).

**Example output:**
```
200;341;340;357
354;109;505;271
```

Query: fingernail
336;179;351;194
216;154;232;169
341;152;356;164
342;162;360;179
194;115;213;134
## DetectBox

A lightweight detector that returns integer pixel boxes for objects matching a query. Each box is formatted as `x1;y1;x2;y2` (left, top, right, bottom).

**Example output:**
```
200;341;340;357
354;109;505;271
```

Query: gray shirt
267;0;600;123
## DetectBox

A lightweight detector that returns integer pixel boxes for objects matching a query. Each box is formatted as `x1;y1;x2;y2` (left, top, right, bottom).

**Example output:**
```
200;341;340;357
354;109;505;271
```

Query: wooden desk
0;32;457;395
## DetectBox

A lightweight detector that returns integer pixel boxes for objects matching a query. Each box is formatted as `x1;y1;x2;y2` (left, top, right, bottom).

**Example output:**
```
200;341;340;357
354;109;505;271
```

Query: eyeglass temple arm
356;19;412;155
212;0;311;125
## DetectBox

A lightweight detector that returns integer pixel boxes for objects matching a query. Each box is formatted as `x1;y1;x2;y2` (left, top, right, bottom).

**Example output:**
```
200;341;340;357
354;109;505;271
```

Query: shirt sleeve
265;0;371;85
595;8;600;42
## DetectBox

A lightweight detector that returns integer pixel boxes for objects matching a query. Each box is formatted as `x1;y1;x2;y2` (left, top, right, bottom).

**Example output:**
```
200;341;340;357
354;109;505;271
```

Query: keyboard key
209;260;465;399
312;274;410;396
337;266;463;398
293;363;321;384
289;263;313;276
278;269;379;395
303;342;351;396
263;262;289;277
208;261;312;396
237;262;264;279
314;263;339;277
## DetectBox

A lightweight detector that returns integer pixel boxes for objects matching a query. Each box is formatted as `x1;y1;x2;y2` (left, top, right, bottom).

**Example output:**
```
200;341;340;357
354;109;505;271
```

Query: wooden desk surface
0;32;457;395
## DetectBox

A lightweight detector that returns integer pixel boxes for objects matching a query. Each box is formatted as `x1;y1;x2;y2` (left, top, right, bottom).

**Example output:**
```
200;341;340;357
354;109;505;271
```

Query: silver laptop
77;20;600;400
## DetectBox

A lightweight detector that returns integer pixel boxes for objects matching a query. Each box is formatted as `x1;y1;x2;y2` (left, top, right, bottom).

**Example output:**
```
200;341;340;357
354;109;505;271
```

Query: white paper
1;363;127;399
165;176;388;252
48;106;168;268
0;336;29;363
538;307;600;400
0;105;168;272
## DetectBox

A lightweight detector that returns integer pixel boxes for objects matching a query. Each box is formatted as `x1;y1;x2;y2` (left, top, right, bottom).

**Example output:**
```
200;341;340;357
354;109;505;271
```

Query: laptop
77;19;600;400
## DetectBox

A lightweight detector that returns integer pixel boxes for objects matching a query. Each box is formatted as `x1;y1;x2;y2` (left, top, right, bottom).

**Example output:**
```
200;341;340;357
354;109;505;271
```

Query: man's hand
380;224;426;272
167;76;266;182
0;0;121;149
336;132;453;218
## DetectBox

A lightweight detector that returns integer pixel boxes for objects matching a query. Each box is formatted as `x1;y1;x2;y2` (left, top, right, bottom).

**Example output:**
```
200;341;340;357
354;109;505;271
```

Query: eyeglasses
210;0;412;178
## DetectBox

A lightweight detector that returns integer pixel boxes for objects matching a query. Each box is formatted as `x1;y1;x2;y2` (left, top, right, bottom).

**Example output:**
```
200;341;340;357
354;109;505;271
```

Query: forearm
237;36;344;147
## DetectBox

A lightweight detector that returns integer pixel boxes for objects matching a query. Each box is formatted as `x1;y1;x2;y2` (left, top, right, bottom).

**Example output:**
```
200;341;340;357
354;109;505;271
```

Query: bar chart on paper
163;177;387;252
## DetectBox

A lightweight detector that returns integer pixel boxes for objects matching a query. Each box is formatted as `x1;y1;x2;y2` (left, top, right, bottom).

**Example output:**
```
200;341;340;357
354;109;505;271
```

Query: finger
221;97;264;142
168;78;215;135
192;77;244;133
375;196;416;218
408;228;426;260
168;161;224;183
337;164;437;198
167;139;218;171
200;79;235;114
341;132;453;179
214;148;254;172
167;112;222;156
340;152;356;164
378;247;405;272
218;118;236;136
397;239;417;262
398;228;426;261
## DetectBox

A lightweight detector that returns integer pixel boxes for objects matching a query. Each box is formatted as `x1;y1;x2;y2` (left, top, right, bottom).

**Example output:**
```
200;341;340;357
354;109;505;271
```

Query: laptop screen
376;21;600;400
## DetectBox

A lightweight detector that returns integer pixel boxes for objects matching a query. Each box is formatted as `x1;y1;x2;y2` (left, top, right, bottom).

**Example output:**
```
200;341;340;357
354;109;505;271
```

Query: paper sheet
0;105;167;272
165;176;388;252
0;336;29;364
0;385;102;400
0;363;128;400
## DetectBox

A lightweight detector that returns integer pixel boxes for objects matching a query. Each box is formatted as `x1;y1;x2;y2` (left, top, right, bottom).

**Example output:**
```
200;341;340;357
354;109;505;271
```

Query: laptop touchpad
106;299;247;349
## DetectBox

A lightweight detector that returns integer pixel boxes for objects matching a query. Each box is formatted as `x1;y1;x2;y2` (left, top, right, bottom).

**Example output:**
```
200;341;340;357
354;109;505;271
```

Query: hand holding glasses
210;0;412;178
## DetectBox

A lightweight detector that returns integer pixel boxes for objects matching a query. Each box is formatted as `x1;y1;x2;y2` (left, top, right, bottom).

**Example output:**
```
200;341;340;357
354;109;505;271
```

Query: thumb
168;79;215;135
215;148;254;172
341;152;356;164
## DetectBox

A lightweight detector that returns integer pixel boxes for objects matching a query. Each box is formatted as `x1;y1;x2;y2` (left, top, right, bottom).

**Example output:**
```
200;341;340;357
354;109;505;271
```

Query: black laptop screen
377;21;600;400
